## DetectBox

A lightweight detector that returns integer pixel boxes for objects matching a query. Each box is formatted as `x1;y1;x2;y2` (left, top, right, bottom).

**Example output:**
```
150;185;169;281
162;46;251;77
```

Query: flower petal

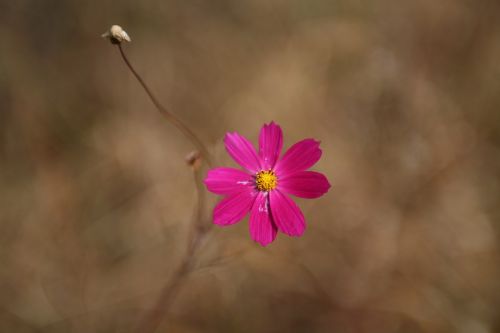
204;167;253;195
274;139;322;176
278;171;331;199
269;190;306;236
224;132;261;173
249;192;277;246
258;121;283;170
214;189;257;226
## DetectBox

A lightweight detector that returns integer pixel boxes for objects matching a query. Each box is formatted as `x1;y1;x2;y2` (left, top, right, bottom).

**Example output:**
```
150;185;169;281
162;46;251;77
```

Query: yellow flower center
255;170;278;191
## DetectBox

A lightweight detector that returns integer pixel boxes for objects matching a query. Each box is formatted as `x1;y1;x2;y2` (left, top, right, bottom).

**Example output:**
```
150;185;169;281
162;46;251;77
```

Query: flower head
102;25;131;44
204;122;331;246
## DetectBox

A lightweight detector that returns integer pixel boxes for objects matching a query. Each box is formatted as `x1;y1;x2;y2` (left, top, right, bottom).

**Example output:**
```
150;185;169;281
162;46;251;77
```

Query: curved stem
114;41;213;332
117;43;213;167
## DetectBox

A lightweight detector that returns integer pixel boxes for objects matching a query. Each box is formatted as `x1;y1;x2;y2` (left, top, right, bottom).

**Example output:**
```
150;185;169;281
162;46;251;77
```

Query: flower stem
117;43;213;167
113;40;212;332
135;167;209;333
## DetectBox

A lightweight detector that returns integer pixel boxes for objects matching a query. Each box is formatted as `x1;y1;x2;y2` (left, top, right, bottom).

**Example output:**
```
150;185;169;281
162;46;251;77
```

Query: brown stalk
108;37;212;332
117;43;213;167
135;166;210;333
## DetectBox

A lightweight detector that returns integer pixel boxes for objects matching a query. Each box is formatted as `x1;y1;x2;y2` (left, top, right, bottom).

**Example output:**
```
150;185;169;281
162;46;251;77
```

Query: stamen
255;170;278;191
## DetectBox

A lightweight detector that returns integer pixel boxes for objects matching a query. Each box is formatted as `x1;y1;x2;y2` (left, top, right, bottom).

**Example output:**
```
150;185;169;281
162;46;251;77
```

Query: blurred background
1;0;500;332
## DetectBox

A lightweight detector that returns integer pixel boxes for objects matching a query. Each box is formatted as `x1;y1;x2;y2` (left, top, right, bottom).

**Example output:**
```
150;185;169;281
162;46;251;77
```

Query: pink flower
204;122;331;246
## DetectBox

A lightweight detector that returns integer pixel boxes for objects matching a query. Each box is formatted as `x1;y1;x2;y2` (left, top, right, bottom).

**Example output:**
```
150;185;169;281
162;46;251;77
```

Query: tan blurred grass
1;0;500;332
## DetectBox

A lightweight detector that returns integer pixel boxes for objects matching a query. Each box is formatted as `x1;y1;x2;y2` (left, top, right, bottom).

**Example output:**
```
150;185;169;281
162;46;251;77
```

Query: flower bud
186;150;202;170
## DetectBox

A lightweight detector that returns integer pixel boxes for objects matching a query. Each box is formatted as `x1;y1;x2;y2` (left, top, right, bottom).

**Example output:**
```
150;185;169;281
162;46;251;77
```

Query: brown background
1;0;500;332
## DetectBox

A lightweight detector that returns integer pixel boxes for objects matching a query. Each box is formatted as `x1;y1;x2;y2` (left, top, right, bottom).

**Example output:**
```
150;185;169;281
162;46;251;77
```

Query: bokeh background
1;0;500;332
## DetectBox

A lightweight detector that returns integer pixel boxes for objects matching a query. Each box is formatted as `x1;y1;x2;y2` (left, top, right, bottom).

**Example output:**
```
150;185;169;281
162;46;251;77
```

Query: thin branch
117;43;213;167
135;166;210;333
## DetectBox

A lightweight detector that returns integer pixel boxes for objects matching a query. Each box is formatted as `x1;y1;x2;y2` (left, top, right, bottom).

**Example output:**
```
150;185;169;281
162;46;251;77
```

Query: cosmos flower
204;122;331;246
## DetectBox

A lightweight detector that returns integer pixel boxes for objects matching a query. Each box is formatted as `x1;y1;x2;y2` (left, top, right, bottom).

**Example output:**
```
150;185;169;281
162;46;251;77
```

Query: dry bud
102;25;131;44
186;151;202;169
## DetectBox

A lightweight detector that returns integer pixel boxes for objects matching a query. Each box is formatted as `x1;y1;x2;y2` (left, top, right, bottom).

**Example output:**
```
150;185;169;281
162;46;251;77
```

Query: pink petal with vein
274;139;322;176
214;189;257;226
269;190;306;236
258;122;283;170
224;132;261;173
204;167;253;195
279;171;331;198
249;192;277;246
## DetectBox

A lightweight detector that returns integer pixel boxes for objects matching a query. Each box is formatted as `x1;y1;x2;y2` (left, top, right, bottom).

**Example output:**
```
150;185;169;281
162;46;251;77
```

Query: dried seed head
102;25;131;44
